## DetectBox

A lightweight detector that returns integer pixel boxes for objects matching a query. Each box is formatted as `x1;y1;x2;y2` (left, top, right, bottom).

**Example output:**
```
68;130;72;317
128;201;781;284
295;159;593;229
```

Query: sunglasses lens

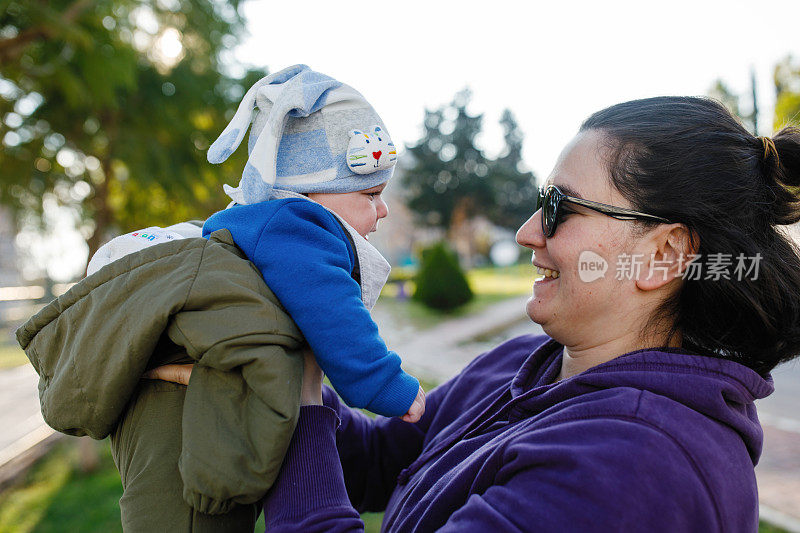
543;187;558;236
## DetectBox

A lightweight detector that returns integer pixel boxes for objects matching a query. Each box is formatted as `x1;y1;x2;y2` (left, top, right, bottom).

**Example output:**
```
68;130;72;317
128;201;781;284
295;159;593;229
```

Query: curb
0;430;63;493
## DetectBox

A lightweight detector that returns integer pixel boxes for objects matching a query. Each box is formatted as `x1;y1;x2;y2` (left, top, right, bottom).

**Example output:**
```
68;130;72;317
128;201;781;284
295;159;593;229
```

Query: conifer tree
402;89;492;238
487;109;538;230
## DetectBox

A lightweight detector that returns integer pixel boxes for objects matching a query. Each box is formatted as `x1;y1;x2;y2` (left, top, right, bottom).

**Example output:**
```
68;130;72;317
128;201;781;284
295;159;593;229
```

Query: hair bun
764;127;800;225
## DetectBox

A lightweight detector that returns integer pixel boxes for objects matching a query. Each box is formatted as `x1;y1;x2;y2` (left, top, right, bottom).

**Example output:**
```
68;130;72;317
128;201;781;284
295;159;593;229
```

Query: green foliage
413;241;473;311
487;109;538;230
0;438;123;532
0;0;261;259
402;89;491;233
774;55;800;130
708;68;761;134
708;79;743;120
401;91;536;239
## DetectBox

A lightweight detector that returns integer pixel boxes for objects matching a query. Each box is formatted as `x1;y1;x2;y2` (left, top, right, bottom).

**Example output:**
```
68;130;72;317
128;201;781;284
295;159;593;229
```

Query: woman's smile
535;266;561;280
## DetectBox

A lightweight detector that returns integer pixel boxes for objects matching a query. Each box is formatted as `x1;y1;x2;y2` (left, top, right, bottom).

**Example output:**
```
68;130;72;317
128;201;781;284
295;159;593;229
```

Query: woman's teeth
536;267;560;279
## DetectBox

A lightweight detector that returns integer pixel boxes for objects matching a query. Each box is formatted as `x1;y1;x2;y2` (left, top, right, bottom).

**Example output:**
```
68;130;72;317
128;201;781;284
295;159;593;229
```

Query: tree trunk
448;197;475;268
85;163;113;266
77;437;99;473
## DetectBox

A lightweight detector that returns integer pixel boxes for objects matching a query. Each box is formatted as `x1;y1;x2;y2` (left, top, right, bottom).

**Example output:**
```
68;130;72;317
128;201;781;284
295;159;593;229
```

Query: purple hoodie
263;334;773;532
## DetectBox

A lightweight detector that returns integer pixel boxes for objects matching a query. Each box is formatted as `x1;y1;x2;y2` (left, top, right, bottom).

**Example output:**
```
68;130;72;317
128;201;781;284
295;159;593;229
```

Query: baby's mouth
536;266;560;279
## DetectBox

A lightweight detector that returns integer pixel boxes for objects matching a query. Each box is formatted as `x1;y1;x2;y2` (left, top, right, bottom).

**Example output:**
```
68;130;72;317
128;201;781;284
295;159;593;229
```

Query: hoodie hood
508;338;774;464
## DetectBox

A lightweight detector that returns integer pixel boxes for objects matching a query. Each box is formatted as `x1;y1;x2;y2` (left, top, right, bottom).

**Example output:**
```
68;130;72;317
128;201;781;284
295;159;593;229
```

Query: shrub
413;242;473;311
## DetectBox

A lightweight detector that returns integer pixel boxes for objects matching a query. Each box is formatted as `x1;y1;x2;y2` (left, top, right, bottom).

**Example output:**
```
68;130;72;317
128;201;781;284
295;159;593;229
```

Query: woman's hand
142;364;194;385
300;346;324;406
401;386;426;423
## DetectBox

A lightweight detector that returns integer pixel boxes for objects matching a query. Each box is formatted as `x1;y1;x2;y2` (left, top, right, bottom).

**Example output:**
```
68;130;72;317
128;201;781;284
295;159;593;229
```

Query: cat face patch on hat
347;125;397;175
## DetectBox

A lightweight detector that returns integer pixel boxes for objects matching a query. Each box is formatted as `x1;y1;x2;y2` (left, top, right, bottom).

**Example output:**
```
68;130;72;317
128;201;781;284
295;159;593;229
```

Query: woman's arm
305;352;445;512
263;405;364;533
262;351;455;530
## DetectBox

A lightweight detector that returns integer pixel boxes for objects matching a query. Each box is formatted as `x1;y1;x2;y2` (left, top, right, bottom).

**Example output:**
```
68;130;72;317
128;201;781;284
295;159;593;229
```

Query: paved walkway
0;364;53;470
3;295;800;530
372;295;539;380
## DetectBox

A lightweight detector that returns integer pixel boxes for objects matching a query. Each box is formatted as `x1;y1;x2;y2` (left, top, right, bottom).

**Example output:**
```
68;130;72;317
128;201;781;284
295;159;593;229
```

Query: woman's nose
516;209;546;249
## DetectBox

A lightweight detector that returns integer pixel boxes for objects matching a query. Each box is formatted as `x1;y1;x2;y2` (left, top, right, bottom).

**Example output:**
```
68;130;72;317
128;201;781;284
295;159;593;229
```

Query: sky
232;0;800;180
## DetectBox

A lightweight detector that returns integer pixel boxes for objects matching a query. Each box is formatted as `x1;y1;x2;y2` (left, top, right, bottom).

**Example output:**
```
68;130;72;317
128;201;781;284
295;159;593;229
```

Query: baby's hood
86;221;202;275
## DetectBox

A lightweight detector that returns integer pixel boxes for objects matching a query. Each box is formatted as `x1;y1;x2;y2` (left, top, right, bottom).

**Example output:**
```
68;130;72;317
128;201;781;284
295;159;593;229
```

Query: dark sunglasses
536;185;672;237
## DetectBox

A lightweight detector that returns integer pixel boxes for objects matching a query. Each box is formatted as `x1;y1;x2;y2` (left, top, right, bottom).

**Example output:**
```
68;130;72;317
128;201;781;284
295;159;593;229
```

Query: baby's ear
349;129;364;137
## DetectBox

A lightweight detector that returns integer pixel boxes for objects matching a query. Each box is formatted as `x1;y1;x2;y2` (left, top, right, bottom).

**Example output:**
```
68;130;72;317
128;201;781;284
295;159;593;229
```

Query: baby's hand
400;386;426;423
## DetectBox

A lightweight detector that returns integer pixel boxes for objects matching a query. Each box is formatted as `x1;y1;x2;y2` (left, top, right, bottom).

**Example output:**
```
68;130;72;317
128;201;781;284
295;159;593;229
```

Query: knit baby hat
207;64;397;205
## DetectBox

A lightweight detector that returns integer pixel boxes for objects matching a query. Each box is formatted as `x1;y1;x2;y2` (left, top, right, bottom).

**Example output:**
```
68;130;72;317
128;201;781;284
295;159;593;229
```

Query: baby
203;65;424;421
95;65;425;422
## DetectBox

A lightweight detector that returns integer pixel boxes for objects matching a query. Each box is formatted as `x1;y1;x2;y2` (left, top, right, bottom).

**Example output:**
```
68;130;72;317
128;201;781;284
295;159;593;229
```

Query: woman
155;96;800;531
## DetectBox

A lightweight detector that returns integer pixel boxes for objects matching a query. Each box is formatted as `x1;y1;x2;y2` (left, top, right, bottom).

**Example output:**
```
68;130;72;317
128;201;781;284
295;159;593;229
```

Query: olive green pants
110;380;259;532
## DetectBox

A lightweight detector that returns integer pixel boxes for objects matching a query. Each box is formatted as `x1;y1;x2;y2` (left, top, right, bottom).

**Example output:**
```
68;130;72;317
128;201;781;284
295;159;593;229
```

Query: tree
707;72;759;134
774;56;800;131
413;241;473;311
402;89;492;239
487;109;537;231
0;0;261;265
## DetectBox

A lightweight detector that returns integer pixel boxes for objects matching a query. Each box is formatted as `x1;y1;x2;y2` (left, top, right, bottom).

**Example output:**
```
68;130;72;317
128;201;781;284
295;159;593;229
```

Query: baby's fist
401;386;426;423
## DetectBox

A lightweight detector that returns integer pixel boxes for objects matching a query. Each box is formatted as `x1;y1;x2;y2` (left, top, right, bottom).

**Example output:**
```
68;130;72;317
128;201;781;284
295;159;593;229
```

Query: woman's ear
636;224;698;291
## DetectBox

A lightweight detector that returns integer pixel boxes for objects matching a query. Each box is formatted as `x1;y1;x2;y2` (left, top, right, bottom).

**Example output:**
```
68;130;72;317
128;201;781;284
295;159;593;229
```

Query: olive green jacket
16;229;305;516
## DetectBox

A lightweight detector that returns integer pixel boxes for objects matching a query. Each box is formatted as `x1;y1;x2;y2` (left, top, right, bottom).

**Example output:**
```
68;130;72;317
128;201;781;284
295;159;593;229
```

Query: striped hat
207;64;397;205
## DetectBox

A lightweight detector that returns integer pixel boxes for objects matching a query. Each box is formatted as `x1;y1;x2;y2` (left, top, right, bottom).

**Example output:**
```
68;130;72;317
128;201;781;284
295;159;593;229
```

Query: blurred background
2;0;800;531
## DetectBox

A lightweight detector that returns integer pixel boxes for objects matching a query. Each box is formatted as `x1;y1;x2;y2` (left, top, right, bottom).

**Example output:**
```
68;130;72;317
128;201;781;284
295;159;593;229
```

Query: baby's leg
110;379;259;532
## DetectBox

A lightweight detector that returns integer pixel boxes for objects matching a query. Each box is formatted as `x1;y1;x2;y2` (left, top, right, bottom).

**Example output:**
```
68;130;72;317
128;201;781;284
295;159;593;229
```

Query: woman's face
516;129;650;346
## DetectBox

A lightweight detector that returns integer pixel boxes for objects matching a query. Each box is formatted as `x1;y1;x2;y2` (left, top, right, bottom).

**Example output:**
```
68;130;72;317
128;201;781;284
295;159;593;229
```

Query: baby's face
307;183;389;239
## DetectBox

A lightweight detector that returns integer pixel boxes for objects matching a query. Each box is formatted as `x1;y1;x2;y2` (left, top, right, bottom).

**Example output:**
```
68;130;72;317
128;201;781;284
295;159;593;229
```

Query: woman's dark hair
581;96;800;375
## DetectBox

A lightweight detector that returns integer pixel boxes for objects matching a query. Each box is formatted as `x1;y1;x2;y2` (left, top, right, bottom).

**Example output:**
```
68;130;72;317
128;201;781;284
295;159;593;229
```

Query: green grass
374;292;512;332
0;439;123;533
0;344;28;370
377;264;534;331
383;264;535;299
467;263;536;296
759;521;789;533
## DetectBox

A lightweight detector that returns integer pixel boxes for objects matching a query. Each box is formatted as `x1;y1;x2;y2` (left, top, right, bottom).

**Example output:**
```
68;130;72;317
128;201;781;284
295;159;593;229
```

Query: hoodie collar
508;338;774;463
510;339;773;402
